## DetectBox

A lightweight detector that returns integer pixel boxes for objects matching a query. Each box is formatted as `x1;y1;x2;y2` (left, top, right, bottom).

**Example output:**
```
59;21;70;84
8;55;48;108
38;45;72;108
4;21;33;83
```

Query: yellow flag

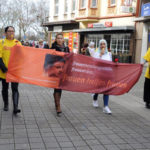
144;48;150;62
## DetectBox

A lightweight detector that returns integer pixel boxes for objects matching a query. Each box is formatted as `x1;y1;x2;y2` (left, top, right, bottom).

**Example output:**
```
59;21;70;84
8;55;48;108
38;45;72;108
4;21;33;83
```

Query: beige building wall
49;0;137;27
76;0;137;29
49;0;78;22
100;0;137;16
98;17;135;26
135;22;143;63
98;0;137;27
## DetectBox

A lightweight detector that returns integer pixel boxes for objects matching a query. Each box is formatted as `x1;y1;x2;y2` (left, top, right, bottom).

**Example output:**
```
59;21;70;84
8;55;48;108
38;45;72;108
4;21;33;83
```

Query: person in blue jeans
92;39;112;114
93;94;111;114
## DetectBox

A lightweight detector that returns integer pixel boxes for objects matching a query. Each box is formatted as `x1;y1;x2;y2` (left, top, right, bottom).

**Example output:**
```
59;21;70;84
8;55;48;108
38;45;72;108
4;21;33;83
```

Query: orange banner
7;45;68;88
6;45;143;95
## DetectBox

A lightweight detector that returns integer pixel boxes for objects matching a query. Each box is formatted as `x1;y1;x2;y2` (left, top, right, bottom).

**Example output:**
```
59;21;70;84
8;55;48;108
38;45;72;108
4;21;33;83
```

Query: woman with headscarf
88;41;95;57
92;39;112;114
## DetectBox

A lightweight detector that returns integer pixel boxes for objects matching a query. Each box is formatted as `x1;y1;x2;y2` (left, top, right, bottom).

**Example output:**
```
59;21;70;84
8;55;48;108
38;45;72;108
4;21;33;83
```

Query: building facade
135;0;150;63
43;0;139;63
43;0;80;52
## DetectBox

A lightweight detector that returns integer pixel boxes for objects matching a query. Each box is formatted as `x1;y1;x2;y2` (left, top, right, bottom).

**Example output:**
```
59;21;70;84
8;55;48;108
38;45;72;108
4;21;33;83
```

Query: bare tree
0;0;49;40
13;0;35;40
0;0;18;36
30;0;49;40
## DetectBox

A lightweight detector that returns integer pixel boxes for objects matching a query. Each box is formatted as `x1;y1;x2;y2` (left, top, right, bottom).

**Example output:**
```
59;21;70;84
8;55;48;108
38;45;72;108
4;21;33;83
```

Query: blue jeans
93;94;109;106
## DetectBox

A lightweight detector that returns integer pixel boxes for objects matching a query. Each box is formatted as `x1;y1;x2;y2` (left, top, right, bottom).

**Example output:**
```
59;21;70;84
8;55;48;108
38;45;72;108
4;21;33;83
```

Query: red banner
7;45;143;95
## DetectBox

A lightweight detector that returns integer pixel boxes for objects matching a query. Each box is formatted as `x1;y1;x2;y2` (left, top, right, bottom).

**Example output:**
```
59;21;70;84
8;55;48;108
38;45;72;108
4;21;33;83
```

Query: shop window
54;0;59;15
122;0;133;6
80;0;86;9
104;35;111;50
110;34;131;54
72;0;76;12
91;0;97;8
86;34;104;51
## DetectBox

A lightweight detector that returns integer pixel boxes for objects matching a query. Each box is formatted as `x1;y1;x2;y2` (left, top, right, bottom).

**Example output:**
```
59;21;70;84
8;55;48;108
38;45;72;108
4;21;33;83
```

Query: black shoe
13;109;21;115
57;111;62;117
145;103;150;109
3;105;8;111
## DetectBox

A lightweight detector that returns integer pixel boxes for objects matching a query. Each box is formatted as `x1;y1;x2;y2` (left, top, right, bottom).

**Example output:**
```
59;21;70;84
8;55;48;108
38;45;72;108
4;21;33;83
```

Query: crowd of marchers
0;26;150;118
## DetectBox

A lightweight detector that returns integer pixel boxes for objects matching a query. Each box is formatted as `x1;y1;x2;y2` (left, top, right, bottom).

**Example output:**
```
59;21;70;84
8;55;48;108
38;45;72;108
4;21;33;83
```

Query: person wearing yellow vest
143;48;150;109
0;26;21;114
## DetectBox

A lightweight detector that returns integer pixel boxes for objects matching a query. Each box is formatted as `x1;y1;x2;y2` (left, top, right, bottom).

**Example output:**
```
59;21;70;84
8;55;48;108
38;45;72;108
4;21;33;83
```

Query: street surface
0;67;150;150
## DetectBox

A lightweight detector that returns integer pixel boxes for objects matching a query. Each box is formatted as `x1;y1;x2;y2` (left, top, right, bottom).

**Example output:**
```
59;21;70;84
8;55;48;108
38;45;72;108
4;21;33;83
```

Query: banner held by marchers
6;45;143;95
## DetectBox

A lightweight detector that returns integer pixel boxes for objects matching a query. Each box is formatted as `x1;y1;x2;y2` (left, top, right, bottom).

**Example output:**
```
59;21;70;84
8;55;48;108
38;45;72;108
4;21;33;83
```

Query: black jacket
36;44;49;49
51;42;69;53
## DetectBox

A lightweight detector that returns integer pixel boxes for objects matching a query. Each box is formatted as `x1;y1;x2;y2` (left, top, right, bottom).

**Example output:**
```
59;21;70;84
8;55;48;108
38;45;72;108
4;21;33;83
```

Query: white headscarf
89;41;95;47
98;39;108;54
88;41;95;57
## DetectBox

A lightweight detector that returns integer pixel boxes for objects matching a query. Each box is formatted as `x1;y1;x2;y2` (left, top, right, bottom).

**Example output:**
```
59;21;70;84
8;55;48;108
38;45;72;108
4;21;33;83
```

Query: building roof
73;26;135;33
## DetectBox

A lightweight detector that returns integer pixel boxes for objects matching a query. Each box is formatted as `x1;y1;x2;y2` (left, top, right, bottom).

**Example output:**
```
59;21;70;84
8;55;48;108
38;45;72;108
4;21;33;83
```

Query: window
65;0;68;13
110;34;131;54
54;0;59;15
123;0;133;6
72;0;76;12
81;0;86;8
110;0;116;6
91;0;97;8
87;34;104;51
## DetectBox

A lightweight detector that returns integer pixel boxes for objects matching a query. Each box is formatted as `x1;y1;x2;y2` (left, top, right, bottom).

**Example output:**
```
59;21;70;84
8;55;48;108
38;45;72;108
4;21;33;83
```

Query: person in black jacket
36;39;50;49
51;32;69;116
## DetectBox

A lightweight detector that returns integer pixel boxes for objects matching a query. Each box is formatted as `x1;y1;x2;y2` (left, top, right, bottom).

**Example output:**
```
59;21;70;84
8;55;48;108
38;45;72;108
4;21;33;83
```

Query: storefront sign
88;24;93;28
68;32;73;51
88;23;105;28
120;6;135;13
53;26;62;32
141;3;150;17
105;22;113;27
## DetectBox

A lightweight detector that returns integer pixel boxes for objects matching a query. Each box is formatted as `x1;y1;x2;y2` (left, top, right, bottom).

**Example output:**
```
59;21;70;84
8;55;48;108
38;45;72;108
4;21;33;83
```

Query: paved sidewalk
0;69;150;150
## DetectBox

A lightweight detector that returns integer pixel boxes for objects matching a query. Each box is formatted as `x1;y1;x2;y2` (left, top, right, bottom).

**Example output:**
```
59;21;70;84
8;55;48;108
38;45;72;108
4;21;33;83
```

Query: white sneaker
93;100;99;108
91;94;94;97
103;106;112;114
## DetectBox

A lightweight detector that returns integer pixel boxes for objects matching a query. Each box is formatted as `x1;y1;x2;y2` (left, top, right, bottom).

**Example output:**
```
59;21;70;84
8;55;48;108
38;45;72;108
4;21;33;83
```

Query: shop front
43;20;79;53
135;1;150;63
74;26;135;63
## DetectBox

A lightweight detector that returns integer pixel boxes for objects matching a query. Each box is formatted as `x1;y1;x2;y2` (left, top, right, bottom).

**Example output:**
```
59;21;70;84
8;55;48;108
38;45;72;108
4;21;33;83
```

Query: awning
42;20;79;31
134;16;150;22
42;20;78;27
73;26;135;33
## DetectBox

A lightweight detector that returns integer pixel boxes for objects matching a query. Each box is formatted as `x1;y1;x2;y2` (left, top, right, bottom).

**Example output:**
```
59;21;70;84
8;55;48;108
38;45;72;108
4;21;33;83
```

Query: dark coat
35;44;49;49
51;42;69;53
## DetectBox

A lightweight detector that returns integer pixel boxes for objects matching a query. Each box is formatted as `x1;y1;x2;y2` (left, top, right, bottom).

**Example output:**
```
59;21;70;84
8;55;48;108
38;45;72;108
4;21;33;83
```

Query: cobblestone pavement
0;68;150;150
